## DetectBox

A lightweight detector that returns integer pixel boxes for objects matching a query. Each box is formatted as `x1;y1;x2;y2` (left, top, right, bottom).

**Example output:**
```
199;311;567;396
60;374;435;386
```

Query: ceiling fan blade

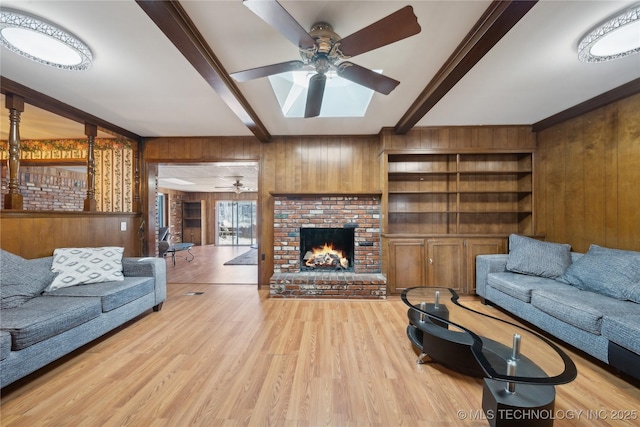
305;74;327;118
231;60;305;82
337;62;400;95
337;6;421;57
243;0;316;50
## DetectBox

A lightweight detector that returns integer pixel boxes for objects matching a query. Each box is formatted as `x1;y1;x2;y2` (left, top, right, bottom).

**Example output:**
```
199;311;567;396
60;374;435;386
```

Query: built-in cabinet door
427;239;464;292
388;239;426;293
465;238;506;294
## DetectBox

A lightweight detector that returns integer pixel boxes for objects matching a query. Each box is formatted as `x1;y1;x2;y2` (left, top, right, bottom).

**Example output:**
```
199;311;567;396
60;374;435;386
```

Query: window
216;200;257;246
157;193;166;228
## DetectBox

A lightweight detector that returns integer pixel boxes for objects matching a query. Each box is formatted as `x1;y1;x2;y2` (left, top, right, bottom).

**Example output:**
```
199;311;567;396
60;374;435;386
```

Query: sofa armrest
122;257;167;307
475;254;509;298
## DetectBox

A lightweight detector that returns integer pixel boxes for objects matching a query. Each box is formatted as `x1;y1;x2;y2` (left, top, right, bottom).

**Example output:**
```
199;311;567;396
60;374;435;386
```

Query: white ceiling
157;162;259;193
1;0;639;190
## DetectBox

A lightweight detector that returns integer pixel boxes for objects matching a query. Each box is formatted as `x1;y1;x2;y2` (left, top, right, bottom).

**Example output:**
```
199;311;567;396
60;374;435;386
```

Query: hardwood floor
165;244;257;285
1;285;638;426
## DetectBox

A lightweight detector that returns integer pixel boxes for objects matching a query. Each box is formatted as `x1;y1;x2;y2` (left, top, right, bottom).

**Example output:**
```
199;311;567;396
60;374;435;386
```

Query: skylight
268;70;380;118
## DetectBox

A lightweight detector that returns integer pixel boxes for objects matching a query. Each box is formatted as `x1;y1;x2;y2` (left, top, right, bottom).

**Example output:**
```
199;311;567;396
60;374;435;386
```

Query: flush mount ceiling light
578;3;640;63
0;8;92;70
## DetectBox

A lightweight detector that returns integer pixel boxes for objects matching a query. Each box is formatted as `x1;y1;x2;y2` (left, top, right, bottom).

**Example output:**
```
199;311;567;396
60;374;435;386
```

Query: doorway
151;161;260;285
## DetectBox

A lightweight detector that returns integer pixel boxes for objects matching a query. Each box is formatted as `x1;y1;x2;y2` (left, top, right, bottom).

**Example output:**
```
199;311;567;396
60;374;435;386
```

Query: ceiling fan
231;0;421;118
216;177;250;194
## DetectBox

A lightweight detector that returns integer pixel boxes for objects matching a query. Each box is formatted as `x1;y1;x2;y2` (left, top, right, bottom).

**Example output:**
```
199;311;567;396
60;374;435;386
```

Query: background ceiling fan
231;0;421;118
215;177;252;194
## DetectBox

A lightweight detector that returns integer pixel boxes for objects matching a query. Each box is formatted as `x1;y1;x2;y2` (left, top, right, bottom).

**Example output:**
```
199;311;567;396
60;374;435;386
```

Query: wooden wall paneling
36;216;57;253
60;216;76;251
603;105;620;250
534;131;547;237
292;137;305;192
539;127;567;243
146;163;158;256
316;138;329;192
380;126;536;152
274;137;289;191
564;116;586;250
582;108;608;247
351;140;363;194
617;94;640;250
552;130;568;244
323;137;336;190
405;127;421;149
1;213;141;258
291;138;303;192
380;152;389;233
188;138;203;160
0;217;20;254
259;146;274;288
81;217;93;247
535;92;639;252
338;138;351;192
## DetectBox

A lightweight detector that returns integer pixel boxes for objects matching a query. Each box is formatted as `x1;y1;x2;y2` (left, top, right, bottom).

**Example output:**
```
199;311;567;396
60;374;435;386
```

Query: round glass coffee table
402;287;577;426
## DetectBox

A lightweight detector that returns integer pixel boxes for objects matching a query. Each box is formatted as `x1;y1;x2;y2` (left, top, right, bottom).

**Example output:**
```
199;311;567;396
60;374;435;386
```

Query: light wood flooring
1;282;638;426
165;244;257;285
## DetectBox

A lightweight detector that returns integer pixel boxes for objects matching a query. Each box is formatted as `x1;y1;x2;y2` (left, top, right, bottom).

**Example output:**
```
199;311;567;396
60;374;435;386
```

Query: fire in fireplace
300;227;355;271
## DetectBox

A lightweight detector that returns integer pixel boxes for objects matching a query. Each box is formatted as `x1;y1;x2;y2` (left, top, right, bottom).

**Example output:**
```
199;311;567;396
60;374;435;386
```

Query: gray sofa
476;235;640;382
0;249;166;388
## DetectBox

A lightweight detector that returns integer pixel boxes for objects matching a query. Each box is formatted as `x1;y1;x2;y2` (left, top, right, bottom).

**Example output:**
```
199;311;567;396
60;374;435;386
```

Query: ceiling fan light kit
216;177;251;194
233;0;421;118
578;3;640;63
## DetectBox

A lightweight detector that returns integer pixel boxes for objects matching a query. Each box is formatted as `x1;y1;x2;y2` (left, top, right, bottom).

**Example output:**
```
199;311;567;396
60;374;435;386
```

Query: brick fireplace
270;194;386;299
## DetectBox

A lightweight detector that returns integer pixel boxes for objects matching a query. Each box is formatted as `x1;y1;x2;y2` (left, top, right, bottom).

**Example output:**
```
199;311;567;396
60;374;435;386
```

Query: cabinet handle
429;258;433;264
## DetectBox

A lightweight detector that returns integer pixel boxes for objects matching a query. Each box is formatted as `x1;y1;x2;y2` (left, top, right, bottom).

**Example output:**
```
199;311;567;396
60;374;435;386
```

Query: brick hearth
270;272;387;299
270;194;386;299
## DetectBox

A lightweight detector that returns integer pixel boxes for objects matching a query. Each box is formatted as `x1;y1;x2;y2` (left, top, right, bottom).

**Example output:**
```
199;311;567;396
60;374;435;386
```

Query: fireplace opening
300;227;355;271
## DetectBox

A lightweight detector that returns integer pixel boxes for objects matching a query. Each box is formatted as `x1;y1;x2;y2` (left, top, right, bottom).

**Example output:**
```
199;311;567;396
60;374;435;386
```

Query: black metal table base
482;378;555;427
166;245;195;266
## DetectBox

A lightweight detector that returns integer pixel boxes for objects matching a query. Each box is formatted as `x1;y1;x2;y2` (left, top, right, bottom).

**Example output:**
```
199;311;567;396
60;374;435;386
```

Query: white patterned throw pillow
46;247;124;291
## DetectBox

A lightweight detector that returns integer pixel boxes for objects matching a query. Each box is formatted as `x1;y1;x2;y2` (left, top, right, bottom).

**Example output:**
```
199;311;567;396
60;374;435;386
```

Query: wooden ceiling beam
394;0;538;134
136;0;271;143
1;77;141;142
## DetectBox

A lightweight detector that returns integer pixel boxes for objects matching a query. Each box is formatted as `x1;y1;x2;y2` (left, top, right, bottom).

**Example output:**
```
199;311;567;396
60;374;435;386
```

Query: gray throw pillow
558;245;640;301
506;234;572;278
0;249;57;309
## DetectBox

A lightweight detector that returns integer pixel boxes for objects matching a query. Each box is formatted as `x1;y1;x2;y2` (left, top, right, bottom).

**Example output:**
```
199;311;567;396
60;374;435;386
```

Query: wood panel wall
0;211;142;258
381;125;536;151
144;135;380;287
535;92;640;252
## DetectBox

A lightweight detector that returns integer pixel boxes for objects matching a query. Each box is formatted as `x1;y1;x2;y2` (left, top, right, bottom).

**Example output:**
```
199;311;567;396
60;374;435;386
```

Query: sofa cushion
0;250;57;309
0;296;102;350
602;314;640;355
557;244;640;302
487;272;574;303
45;277;154;312
531;288;639;335
47;247;125;292
506;234;572;278
0;331;11;361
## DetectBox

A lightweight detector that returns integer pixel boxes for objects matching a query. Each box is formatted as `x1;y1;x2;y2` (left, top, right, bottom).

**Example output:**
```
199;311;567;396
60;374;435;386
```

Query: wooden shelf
182;200;204;245
385;151;534;236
